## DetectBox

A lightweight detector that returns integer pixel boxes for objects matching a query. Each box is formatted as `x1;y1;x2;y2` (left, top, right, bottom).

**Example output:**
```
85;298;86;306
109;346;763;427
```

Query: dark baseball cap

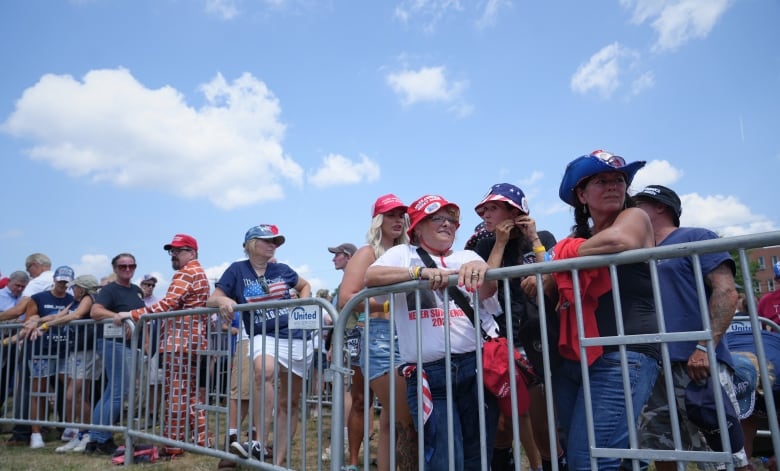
634;184;682;227
684;379;745;453
328;243;357;257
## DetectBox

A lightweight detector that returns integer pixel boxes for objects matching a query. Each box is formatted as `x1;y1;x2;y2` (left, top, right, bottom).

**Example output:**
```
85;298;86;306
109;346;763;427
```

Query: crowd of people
1;148;779;471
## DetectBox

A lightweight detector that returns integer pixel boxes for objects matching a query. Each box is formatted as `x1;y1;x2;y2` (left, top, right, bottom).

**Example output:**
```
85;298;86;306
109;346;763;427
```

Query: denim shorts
29;358;58;378
361;319;402;382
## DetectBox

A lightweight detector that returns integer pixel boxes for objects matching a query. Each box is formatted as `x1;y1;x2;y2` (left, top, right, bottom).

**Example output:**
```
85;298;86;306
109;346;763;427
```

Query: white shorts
59;351;102;379
250;334;314;379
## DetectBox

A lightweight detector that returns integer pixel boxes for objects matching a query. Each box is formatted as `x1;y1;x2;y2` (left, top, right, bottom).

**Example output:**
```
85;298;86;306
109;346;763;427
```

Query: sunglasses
116;264;137;270
590;149;626;168
167;248;192;256
428;215;460;226
141;283;156;288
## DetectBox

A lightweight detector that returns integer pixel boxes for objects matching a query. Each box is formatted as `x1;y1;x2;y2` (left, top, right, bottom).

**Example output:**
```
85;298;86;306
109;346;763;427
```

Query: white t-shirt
22;270;53;297
371;245;500;363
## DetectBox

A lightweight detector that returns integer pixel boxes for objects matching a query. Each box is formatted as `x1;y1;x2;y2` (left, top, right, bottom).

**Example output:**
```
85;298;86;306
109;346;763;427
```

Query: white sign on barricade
288;305;320;330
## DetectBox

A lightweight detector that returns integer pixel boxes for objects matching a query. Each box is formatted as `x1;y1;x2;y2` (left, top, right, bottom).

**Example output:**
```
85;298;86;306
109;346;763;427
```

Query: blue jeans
89;339;134;443
405;351;499;471
553;351;659;471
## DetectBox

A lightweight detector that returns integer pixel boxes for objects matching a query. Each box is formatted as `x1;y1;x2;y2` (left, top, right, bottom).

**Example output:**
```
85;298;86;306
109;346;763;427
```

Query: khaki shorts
230;338;253;400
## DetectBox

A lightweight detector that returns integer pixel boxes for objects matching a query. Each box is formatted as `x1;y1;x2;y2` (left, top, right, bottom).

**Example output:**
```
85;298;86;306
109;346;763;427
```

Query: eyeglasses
428;215;460;226
590;150;626;168
167;248;192;256
116;264;137;270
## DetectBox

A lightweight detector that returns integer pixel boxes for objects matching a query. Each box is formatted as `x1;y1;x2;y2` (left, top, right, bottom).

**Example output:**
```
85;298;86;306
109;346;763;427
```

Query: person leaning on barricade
634;184;749;471
37;274;101;453
115;234;211;453
365;194;502;471
86;253;145;456
337;193;417;471
0;270;29;412
207;224;312;467
552;150;660;471
473;182;565;471
16;266;76;449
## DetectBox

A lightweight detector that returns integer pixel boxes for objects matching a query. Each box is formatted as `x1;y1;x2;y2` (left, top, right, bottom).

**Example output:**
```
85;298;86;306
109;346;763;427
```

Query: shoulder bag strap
415;247;487;337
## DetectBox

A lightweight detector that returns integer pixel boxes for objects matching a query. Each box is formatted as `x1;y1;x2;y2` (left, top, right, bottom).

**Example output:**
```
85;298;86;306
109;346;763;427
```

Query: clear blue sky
1;0;778;296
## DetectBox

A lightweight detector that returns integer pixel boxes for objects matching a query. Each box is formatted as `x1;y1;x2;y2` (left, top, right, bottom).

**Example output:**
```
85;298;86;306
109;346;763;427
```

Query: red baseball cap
406;194;459;239
163;234;198;251
482;339;530;417
372;194;407;217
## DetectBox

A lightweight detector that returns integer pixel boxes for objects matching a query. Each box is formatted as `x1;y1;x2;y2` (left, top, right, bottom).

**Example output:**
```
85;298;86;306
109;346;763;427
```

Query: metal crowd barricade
0;318;135;442
328;230;780;471
122;296;339;470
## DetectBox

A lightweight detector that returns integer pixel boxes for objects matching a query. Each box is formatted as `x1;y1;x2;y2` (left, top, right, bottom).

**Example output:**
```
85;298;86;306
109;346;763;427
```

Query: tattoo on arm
706;262;738;346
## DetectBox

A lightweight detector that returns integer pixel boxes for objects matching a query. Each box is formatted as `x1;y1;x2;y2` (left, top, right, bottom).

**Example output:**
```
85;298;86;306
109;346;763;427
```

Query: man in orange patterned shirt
116;233;211;449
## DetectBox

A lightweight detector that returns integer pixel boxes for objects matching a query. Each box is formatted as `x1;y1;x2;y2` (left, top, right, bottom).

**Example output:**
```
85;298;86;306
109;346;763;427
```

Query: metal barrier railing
330;229;780;471
2;230;779;470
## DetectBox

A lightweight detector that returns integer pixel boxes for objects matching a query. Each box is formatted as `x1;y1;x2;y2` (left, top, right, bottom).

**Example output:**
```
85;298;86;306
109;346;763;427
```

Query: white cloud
206;0;239;20
0;228;23;240
680;193;775;236
630;71;655;96
627;160;776;235
518;170;544;187
2;68;303;210
71;254;112;280
386;66;470;115
630;159;684;191
204;261;232;285
307;153;381;188
621;0;733;52
476;0;511;30
571;43;640;99
394;0;464;33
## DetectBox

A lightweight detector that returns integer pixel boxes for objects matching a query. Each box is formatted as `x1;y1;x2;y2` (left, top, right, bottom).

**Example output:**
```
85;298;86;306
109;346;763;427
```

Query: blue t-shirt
658;227;735;365
216;260;303;339
31;290;74;318
30;290;74;356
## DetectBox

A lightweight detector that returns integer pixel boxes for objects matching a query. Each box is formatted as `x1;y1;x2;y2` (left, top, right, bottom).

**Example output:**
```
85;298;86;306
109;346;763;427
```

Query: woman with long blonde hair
338;194;417;470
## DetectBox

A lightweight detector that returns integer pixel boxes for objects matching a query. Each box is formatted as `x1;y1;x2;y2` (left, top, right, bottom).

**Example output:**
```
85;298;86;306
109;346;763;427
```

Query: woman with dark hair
552;150;659;470
474;183;564;471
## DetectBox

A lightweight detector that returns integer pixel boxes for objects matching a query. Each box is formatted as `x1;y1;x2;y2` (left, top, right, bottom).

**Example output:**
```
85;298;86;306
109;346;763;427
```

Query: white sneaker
56;436;81;453
61;427;78;441
30;433;45;449
72;433;91;452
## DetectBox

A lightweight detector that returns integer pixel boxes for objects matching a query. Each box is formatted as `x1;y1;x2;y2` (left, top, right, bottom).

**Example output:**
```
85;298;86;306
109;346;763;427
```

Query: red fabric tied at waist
551;237;611;365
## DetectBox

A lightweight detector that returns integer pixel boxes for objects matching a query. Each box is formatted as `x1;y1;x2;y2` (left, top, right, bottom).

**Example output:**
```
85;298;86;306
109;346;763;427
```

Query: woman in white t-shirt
365;194;501;471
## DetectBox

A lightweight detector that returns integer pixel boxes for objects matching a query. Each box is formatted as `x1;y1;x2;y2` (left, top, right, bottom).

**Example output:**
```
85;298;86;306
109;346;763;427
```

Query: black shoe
83;440;98;454
230;441;263;460
226;434;237;451
89;439;118;456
